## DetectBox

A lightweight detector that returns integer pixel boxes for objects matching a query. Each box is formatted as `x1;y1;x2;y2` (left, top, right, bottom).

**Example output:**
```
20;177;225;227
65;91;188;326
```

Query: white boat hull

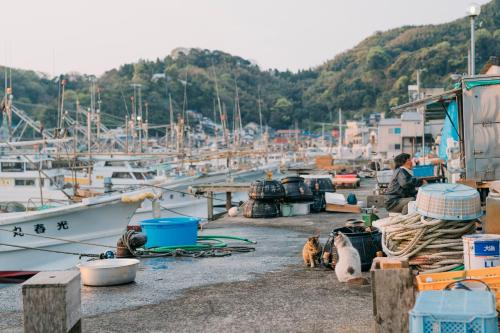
0;194;143;272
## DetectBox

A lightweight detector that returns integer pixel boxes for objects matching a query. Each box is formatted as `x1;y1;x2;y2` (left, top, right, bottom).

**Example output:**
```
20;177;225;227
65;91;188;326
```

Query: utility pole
145;102;149;151
467;4;480;76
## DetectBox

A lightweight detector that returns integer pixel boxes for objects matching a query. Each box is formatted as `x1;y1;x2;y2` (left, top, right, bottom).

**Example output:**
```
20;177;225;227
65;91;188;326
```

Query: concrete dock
0;179;381;333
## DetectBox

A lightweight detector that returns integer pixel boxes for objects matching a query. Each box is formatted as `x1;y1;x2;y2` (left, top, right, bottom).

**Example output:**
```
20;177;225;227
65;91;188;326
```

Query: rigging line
0;227;117;248
159;204;207;220
0;241;102;258
123;183;235;203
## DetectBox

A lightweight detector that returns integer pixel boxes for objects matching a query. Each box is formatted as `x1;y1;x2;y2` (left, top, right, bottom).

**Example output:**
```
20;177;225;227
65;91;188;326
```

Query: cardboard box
325;203;361;213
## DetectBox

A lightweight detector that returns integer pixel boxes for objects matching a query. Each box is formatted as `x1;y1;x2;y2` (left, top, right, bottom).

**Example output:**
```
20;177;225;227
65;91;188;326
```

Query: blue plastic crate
410;291;498;333
413;165;435;178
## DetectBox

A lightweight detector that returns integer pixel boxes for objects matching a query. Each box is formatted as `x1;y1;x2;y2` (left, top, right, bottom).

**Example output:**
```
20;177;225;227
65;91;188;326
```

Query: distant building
377;111;444;158
401;111;425;155
368;113;382;126
273;129;301;145
377;118;402;158
345;121;371;146
480;56;500;75
408;85;445;103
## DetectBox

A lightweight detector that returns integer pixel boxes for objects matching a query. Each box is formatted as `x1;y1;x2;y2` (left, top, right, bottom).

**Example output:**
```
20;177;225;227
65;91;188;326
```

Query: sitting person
385;153;426;214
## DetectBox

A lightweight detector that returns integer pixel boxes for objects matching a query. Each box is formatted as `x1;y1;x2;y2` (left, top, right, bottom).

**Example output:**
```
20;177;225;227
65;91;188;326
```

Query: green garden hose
146;235;256;254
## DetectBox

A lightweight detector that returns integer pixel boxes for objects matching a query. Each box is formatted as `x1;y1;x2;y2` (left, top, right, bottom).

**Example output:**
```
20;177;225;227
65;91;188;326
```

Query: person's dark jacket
385;168;420;210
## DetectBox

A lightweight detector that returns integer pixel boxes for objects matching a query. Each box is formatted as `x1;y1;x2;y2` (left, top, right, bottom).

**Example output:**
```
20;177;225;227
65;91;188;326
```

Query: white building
377;118;402;158
377;111;444;159
345;121;371;147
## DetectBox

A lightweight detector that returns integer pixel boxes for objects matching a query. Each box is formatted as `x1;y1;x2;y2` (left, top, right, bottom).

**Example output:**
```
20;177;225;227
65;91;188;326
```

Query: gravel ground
1;178;381;333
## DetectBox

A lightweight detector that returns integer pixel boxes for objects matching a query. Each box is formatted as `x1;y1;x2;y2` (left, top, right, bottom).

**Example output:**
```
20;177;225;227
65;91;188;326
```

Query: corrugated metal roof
391;88;461;114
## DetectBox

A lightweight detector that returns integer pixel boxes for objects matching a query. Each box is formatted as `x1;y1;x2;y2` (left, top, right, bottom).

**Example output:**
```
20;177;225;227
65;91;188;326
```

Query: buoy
228;207;239;217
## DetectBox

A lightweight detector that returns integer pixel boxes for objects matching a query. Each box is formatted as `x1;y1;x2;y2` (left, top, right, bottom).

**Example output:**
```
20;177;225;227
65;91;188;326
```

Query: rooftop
379;118;401;126
401;111;422;121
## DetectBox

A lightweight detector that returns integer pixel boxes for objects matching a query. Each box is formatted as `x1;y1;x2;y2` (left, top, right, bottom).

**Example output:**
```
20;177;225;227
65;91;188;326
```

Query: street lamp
467;3;481;76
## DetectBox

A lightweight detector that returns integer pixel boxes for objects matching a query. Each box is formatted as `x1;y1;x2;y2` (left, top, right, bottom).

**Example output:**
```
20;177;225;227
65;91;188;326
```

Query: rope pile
378;213;476;273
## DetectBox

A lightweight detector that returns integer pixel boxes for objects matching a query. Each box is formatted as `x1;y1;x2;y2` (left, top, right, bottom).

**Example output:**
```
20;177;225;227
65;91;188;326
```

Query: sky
0;0;492;75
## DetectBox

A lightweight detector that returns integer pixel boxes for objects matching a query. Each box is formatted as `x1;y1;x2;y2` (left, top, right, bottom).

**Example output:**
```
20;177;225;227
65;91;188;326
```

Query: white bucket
463;234;500;270
291;202;310;216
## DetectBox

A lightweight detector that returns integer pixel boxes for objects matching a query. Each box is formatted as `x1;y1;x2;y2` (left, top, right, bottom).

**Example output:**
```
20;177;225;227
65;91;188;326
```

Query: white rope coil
381;213;476;273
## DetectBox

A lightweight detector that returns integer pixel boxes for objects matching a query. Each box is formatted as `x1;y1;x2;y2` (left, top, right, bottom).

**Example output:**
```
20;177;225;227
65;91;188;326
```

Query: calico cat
333;232;362;282
302;236;322;268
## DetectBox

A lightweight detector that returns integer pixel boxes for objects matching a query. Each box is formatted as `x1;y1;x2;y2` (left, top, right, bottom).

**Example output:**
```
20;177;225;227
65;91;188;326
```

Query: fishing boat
0;154;71;204
0;188;150;276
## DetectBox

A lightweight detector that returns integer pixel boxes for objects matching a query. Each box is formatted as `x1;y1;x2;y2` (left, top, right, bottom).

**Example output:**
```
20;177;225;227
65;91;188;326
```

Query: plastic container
333;226;382;271
463;234;500;270
413;164;435;178
415;183;481;220
140;217;199;248
484;193;500;234
416;270;465;292
281;203;293;217
410;290;498;333
416;266;500;311
291;202;310;216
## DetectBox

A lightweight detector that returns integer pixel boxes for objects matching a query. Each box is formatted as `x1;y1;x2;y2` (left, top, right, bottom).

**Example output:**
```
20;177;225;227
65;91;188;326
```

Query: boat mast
338;108;342;159
211;64;228;149
257;85;263;137
213;98;218;149
169;94;174;149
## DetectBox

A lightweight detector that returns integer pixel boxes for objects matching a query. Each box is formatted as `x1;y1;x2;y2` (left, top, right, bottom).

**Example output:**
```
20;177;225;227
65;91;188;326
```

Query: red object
274;138;288;144
127;225;142;232
336;174;357;178
0;271;38;283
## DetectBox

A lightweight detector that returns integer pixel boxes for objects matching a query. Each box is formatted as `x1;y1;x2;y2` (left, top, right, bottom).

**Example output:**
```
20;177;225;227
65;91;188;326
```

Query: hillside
2;0;499;132
304;0;499;119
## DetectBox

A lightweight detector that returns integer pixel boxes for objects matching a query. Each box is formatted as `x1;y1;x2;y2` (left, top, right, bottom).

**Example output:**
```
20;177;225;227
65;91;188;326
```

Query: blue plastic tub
410;290;498;333
140;217;199;248
413;165;435;178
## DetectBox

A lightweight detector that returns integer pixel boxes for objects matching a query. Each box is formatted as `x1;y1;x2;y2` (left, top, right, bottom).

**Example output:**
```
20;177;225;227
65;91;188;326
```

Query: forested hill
3;0;499;131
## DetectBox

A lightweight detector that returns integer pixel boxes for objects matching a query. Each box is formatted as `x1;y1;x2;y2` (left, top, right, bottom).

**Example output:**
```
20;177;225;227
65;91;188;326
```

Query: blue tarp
438;101;459;161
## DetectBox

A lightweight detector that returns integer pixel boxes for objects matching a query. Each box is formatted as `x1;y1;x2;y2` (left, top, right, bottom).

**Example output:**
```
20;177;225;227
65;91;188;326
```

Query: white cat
334;232;362;282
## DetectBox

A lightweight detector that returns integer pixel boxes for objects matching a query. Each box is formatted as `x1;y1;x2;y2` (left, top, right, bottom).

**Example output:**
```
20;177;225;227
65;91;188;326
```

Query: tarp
464;79;500;90
438;101;459;161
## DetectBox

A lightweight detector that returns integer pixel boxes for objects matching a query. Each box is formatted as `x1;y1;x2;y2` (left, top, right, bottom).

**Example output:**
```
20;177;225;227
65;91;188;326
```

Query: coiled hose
121;230;256;258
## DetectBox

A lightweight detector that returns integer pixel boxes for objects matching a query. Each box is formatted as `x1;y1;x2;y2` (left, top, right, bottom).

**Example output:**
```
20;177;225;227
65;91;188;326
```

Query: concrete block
371;259;414;333
22;271;81;333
